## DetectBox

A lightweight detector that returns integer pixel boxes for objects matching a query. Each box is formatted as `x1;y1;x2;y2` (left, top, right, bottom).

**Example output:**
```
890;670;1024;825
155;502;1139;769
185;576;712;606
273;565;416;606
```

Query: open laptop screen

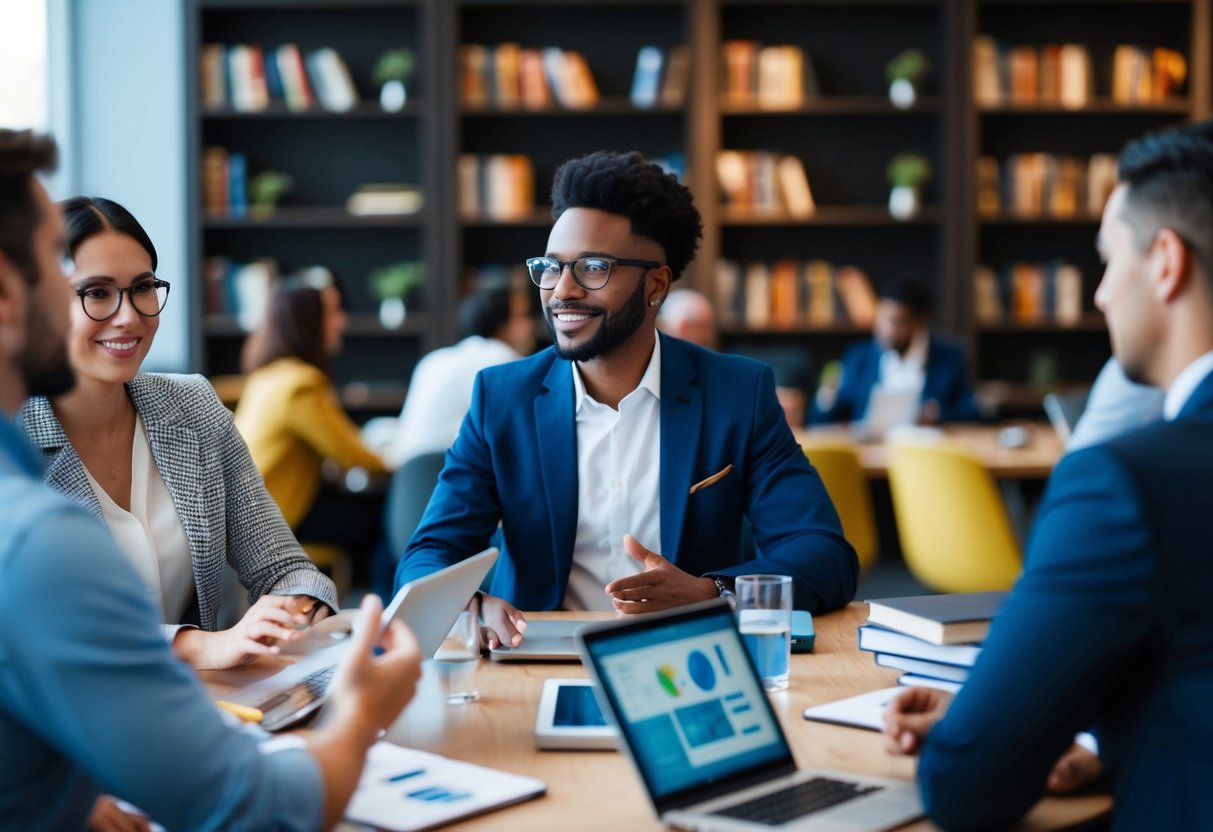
581;603;793;806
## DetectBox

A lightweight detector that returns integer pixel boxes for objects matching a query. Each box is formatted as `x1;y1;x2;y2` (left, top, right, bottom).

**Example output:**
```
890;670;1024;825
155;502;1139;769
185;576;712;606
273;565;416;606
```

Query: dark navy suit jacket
395;334;858;613
917;369;1213;831
812;334;980;424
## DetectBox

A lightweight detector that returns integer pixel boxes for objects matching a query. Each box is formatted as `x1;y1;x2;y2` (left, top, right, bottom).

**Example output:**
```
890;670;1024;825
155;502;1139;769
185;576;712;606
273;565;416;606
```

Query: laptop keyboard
258;665;336;712
713;777;883;826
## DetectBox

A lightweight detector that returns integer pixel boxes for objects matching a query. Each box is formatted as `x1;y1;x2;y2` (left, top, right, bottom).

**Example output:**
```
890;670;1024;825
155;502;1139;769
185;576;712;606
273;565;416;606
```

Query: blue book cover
228;152;247;219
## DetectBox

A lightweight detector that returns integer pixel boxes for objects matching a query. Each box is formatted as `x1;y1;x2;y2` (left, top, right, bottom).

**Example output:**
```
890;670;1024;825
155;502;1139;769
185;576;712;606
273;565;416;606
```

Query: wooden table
796;424;1064;480
209;607;1109;831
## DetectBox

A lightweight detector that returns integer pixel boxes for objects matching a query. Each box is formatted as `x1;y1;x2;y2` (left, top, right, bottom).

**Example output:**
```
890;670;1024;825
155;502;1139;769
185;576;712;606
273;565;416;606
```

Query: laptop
488;618;597;662
229;548;499;731
577;600;923;831
854;388;920;442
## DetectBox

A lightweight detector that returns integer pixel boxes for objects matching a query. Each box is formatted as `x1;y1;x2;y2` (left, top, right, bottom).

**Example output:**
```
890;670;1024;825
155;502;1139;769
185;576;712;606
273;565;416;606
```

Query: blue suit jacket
396;334;858;613
812;334;980;424
917;370;1213;830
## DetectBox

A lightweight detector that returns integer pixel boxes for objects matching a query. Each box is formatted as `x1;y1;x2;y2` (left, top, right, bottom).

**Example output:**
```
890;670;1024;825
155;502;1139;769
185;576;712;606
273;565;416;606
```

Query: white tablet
533;679;617;750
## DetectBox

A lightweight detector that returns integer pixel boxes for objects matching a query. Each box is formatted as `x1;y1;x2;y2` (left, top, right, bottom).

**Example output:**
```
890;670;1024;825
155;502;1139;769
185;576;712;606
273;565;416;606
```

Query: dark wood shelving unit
202;207;427;229
201;101;426;119
721;96;941;115
719;206;942;226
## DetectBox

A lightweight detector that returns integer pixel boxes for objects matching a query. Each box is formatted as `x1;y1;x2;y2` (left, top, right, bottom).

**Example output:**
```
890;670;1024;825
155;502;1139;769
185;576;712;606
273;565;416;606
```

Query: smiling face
540;207;668;363
66;230;159;386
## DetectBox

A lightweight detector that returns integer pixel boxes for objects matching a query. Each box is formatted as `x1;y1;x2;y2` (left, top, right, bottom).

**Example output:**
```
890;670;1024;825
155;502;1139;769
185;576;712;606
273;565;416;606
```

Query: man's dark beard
544;274;647;363
21;279;74;397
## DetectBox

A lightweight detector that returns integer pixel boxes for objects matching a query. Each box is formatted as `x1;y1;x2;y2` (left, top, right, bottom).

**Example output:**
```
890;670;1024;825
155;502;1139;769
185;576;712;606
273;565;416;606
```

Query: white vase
888;78;916;110
379;296;406;329
888;185;920;220
380;80;407;112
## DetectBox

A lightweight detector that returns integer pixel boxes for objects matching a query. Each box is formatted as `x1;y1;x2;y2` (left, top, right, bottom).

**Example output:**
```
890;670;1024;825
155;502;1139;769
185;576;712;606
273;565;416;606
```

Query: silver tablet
533;679;617;750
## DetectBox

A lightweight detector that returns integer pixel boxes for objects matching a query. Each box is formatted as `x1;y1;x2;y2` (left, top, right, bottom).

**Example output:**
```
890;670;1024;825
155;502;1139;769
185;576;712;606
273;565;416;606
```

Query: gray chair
384;451;448;559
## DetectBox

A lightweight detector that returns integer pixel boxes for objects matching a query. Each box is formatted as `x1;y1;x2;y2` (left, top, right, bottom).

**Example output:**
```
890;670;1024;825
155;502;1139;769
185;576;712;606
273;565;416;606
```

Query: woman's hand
172;595;313;670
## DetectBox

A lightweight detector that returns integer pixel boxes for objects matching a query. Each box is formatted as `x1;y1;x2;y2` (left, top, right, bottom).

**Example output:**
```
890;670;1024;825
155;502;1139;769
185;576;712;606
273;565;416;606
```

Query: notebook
577;600;922;831
865;591;1008;646
229;548;499;731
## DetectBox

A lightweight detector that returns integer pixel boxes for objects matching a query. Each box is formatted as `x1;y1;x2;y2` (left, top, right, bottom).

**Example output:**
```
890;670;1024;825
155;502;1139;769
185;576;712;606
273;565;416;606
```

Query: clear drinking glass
736;575;793;692
433;610;480;704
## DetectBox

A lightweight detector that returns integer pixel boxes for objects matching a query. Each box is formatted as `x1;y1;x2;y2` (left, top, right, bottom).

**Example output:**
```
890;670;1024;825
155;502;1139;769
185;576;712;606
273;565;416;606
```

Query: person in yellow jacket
235;277;389;557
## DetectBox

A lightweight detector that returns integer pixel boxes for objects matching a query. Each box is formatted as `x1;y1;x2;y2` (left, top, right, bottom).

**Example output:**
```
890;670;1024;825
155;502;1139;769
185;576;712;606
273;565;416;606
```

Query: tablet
533;679;617;750
489;618;593;662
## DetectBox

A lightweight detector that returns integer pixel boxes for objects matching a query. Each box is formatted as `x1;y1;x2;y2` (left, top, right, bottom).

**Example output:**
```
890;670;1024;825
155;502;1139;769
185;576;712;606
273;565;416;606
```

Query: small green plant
886;153;933;190
369;261;425;302
248;170;293;210
886;48;930;85
373;48;417;87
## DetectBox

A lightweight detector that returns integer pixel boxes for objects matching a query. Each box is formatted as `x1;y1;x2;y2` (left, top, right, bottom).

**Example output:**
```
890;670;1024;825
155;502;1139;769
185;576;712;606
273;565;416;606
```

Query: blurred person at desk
884;120;1213;830
0;128;421;832
390;284;534;467
657;286;717;349
235;276;390;567
811;277;980;426
397;150;857;648
18;195;336;672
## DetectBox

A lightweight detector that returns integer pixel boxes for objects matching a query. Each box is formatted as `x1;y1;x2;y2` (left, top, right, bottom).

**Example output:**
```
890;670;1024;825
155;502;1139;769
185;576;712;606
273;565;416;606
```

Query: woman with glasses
19;197;337;673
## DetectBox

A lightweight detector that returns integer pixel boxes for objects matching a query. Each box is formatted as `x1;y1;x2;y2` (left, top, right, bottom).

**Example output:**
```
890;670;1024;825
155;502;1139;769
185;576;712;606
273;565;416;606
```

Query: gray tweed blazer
19;373;337;635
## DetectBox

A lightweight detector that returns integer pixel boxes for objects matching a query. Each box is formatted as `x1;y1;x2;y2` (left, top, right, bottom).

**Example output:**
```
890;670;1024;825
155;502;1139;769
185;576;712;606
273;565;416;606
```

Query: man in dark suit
396;151;857;648
884;121;1213;829
812;278;980;425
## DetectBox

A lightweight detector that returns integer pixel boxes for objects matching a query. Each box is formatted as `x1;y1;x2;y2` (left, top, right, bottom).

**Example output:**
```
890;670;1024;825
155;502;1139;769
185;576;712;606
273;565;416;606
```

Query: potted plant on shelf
886;153;932;220
885;48;930;110
248;170;293;216
369;261;425;329
373;47;416;112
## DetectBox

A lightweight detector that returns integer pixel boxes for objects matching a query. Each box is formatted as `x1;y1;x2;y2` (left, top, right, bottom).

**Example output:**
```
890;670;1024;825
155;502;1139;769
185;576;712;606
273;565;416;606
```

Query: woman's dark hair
550;150;703;280
241;278;334;377
60;196;158;271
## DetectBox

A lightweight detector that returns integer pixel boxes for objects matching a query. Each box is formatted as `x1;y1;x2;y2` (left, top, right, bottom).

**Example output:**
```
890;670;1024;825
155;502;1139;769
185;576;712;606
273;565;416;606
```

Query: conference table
795;423;1064;480
206;606;1110;831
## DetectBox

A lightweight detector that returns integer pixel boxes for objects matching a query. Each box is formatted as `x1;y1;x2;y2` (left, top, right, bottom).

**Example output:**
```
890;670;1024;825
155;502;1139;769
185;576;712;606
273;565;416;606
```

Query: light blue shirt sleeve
1067;358;1165;451
0;502;323;831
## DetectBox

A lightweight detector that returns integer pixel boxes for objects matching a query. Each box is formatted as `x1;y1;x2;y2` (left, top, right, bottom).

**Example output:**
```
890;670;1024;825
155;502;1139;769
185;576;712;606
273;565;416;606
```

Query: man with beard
0;129;422;830
396;151;856;648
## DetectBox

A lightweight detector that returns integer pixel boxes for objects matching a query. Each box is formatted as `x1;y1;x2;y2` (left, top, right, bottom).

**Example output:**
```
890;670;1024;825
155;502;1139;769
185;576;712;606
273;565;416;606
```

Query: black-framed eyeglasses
525;256;662;291
75;278;171;322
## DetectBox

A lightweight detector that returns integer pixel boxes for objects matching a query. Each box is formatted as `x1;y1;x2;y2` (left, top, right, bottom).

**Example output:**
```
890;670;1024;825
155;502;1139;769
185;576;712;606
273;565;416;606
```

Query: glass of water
434;610;480;704
736;575;792;692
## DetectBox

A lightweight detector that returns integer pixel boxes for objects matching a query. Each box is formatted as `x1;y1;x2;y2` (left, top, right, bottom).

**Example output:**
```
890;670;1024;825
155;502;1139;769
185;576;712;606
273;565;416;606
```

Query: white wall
54;0;189;372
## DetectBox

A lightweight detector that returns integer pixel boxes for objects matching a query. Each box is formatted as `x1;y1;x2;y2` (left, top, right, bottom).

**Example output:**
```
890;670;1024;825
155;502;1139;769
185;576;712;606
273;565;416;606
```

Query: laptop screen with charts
577;600;922;831
231;548;499;731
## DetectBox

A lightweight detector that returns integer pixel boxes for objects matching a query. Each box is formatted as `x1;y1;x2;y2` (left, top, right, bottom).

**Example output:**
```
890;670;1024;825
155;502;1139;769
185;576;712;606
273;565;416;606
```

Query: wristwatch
712;575;737;611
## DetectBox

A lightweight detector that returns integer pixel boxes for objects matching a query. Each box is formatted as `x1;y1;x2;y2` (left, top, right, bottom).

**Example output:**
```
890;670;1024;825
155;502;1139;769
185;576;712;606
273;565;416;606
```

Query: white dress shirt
391;335;519;466
1163;349;1213;420
563;337;663;611
85;415;195;623
877;329;929;395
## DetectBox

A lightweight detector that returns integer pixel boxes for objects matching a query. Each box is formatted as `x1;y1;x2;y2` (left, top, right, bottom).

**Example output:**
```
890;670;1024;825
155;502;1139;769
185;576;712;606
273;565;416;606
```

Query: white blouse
84;415;195;623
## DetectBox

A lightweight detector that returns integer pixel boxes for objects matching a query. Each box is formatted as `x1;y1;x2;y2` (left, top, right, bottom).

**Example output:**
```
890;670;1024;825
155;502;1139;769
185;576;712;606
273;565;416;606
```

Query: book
836;266;876;327
630;45;664;109
659;45;691;107
276;44;314;111
865;591;1008;645
897;674;962;695
307;47;359;112
858;624;982;667
346;741;546;832
775;155;815;218
200;44;227;109
802;686;903;732
875;653;970;684
347;184;424;216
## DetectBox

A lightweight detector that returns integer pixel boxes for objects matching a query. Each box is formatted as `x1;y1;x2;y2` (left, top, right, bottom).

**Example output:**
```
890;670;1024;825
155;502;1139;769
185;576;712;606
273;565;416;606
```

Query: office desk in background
797;424;1064;480
205;607;1109;832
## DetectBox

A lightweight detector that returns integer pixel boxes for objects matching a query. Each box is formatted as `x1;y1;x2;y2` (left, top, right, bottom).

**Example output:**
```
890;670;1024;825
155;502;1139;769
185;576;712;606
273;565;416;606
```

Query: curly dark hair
0;129;58;285
550;150;702;281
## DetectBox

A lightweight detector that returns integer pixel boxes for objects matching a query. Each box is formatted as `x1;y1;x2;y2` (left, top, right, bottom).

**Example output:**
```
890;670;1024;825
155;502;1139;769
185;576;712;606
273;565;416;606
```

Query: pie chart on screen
657;664;681;697
687;649;716;691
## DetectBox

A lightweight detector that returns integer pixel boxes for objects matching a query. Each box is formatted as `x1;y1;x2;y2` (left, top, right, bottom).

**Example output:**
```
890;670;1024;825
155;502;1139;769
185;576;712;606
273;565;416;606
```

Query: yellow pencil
214;700;264;724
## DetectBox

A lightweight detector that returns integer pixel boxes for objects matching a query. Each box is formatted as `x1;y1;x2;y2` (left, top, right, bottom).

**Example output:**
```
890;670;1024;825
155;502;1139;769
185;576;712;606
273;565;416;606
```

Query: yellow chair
802;441;879;572
886;440;1022;593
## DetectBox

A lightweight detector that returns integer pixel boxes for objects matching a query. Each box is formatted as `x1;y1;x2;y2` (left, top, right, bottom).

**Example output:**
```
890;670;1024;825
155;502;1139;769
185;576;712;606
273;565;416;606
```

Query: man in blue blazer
397;151;857;648
812;278;980;425
884;122;1213;829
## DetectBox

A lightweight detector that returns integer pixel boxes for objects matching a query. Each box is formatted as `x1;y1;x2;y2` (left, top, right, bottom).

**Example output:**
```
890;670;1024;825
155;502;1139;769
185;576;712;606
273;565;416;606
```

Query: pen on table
214;700;264;724
386;768;426;782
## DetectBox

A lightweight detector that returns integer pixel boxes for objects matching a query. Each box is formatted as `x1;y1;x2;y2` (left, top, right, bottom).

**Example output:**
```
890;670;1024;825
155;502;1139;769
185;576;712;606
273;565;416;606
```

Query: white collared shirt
1163;350;1213;420
84;414;195;623
877;330;929;395
562;336;663;611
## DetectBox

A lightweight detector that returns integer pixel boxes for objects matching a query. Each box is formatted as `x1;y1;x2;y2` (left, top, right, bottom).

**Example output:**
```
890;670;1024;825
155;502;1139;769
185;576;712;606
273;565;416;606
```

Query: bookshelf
186;0;441;416
183;0;1213;419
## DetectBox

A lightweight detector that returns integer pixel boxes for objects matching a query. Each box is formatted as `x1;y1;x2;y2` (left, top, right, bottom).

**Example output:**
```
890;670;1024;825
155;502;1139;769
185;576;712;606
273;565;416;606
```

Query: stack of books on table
859;592;1009;694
